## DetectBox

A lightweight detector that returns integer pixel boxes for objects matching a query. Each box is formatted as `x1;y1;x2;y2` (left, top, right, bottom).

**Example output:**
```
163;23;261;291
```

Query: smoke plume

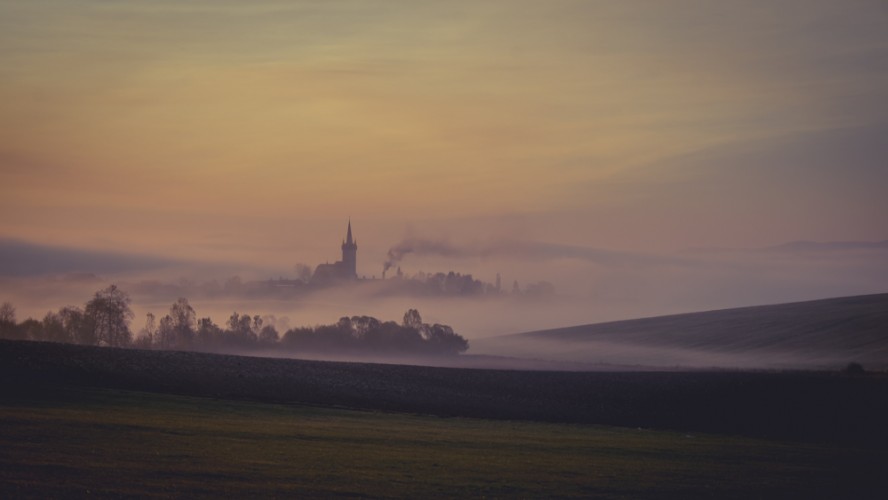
383;238;467;273
382;237;690;273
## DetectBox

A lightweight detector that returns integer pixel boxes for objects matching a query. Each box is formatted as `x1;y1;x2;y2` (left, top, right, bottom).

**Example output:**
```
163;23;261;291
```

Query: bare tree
134;312;157;349
168;298;196;349
403;309;423;330
41;311;71;343
59;306;92;345
157;315;175;349
402;309;429;338
84;285;134;347
0;302;19;340
0;302;15;323
226;312;257;346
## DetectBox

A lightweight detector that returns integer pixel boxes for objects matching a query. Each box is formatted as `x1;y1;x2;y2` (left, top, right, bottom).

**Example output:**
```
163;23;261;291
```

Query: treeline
121;271;556;303
394;271;490;296
0;285;468;357
386;270;556;298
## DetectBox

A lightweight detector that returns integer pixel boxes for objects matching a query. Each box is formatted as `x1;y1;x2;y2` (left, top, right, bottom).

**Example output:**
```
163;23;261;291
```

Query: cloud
0;239;179;277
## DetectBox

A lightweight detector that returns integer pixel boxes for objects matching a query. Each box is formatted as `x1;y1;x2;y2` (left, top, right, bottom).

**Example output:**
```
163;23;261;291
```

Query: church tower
341;219;358;279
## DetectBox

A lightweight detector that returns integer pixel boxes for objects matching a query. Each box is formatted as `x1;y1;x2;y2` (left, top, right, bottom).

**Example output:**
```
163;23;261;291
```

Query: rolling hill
470;293;888;370
3;339;888;448
3;339;887;497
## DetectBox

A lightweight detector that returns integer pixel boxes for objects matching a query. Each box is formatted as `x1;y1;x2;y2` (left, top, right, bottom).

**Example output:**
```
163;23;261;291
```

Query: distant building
311;220;358;284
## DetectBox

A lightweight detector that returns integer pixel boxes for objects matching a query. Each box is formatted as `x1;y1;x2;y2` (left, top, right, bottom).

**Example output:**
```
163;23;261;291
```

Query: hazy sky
1;1;887;324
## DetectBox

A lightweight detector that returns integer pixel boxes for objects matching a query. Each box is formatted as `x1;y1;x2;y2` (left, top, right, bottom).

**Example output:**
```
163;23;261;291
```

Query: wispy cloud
0;239;179;277
0;1;886;325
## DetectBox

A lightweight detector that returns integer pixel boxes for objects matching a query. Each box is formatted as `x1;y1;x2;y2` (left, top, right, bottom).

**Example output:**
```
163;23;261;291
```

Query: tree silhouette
18;318;42;341
280;309;468;356
225;312;258;347
0;302;20;340
258;325;279;345
59;306;92;345
157;315;175;349
168;298;196;349
135;313;157;349
5;291;470;358
41;311;71;343
425;323;469;355
196;317;223;348
403;309;423;330
84;285;133;347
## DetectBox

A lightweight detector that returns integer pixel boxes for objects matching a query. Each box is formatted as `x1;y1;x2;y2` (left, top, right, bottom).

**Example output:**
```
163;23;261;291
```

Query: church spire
341;218;357;279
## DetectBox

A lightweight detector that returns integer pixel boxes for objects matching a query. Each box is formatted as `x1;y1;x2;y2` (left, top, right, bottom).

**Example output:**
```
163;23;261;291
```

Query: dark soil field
2;339;888;498
5;387;883;499
3;339;887;446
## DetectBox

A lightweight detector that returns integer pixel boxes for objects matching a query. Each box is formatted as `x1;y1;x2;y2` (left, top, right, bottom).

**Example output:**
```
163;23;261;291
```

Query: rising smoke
383;238;466;274
382;236;690;274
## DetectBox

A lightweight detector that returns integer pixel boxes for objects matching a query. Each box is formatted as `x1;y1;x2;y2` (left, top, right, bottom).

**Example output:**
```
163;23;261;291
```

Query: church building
311;220;358;284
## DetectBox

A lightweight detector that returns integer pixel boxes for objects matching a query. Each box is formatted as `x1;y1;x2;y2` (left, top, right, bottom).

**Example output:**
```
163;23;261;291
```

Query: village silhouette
260;220;555;299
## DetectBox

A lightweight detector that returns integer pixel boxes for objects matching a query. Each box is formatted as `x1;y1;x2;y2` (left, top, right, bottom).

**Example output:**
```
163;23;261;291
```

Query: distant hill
470;293;888;370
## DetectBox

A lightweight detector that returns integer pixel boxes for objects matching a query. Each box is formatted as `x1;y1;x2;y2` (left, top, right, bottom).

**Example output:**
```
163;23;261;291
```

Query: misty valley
2;288;888;497
2;337;887;499
4;219;887;498
3;0;888;497
3;279;888;499
1;284;473;360
4;284;888;371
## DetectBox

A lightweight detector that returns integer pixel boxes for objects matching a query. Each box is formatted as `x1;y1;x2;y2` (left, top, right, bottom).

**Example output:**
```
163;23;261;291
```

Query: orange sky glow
1;1;886;329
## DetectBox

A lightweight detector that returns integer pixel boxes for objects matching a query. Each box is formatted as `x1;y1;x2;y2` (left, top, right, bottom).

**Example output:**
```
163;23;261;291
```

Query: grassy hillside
471;293;888;369
2;340;887;498
2;339;887;448
5;388;885;499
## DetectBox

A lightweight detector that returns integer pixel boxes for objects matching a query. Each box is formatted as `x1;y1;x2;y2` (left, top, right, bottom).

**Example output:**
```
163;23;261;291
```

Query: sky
1;1;887;332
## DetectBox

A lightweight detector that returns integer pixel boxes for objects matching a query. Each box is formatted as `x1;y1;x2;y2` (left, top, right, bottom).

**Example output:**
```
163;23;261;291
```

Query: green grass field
2;387;881;499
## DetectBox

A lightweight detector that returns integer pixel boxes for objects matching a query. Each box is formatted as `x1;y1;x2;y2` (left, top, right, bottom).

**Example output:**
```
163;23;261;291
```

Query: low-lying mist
472;293;888;370
1;236;885;370
470;336;870;371
0;274;614;339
